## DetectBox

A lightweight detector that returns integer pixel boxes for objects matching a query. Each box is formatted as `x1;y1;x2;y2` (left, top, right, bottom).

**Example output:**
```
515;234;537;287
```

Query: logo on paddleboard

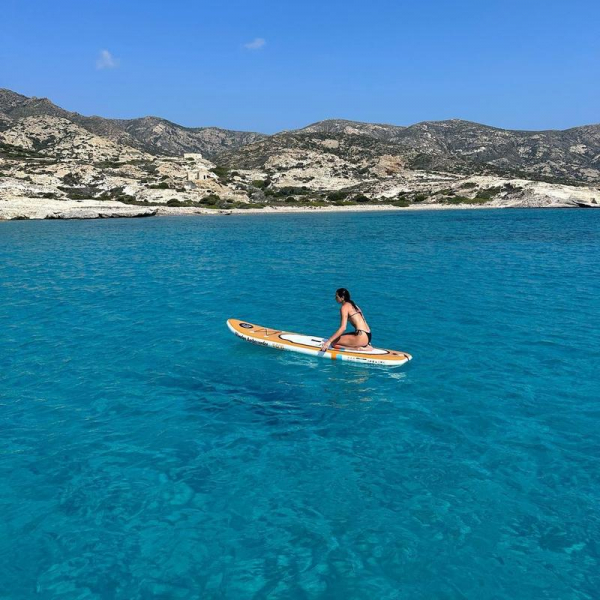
239;323;253;329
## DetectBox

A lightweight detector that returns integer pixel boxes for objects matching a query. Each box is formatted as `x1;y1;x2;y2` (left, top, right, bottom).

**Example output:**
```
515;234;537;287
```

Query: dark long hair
336;288;359;312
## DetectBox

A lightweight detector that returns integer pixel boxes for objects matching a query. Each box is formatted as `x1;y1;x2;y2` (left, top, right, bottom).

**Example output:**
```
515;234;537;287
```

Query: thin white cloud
244;38;266;50
96;50;119;70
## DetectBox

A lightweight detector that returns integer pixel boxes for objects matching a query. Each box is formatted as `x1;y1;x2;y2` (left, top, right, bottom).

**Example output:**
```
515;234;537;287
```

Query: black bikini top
348;305;363;319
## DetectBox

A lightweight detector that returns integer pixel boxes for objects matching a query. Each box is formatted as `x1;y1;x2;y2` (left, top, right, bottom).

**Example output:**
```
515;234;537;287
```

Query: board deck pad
227;319;412;367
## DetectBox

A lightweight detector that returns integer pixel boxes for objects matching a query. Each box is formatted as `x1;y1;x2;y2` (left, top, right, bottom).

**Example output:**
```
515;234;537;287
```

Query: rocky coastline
1;89;599;221
1;192;597;222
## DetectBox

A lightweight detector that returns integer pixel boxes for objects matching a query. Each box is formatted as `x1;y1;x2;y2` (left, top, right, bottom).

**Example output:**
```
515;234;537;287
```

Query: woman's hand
320;340;330;352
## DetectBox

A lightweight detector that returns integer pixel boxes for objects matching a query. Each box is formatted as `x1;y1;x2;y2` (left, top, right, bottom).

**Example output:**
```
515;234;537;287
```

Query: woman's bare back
347;304;370;333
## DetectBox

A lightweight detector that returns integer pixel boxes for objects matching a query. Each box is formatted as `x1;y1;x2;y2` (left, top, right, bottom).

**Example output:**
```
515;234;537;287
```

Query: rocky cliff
0;89;266;158
219;119;600;184
1;88;599;220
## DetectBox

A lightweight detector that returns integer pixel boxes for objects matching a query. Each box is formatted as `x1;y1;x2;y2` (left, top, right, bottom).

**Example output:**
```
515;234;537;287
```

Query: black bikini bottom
355;330;372;344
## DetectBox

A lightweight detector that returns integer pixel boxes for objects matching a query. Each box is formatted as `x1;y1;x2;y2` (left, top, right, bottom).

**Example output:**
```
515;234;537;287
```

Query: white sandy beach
1;199;597;221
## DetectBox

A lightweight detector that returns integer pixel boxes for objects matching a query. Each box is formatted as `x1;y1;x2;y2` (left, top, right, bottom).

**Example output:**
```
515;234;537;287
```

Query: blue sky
2;0;599;133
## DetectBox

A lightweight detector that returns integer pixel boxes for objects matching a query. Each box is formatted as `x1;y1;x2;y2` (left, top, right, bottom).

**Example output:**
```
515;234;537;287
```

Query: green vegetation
148;182;170;189
353;194;371;203
251;179;268;189
273;186;310;197
327;190;349;202
98;186;123;198
96;187;145;205
200;194;221;206
476;186;502;199
332;200;358;206
210;166;229;182
300;200;329;207
95;160;124;169
503;182;523;192
235;202;266;209
0;141;44;160
391;198;411;207
442;196;491;205
460;182;478;189
31;136;59;152
410;153;435;169
58;185;99;200
413;193;428;203
61;173;81;186
158;195;274;211
162;198;227;209
33;192;58;200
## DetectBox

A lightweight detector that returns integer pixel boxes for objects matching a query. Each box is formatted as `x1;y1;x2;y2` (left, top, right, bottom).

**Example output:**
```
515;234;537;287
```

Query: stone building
183;153;217;182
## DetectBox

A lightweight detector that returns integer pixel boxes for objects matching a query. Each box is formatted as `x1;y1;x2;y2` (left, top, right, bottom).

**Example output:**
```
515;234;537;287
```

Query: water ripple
1;210;599;598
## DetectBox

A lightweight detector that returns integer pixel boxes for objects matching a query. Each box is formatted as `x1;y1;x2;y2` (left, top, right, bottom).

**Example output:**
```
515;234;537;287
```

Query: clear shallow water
1;209;599;599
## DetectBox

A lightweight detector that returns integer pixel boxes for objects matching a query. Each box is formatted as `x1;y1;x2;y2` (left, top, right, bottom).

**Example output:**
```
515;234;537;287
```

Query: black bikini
349;307;372;344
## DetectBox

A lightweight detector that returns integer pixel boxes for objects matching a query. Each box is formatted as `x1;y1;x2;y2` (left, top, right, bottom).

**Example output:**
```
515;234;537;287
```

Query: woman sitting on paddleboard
321;288;372;351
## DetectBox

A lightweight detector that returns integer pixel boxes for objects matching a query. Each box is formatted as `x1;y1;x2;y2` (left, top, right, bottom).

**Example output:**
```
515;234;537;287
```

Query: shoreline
157;203;504;217
1;200;598;221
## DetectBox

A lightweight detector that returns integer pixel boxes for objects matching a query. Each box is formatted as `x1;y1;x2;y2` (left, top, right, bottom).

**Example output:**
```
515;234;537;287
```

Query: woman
320;288;372;351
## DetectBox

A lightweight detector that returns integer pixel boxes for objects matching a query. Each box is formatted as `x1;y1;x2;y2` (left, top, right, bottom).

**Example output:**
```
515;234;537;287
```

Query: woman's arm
321;307;348;350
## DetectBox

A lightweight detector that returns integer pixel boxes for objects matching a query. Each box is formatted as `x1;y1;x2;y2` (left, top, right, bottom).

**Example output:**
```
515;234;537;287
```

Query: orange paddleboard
227;319;412;367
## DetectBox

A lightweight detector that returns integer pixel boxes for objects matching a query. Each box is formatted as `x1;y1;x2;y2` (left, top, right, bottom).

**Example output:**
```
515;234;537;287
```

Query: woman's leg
333;332;371;349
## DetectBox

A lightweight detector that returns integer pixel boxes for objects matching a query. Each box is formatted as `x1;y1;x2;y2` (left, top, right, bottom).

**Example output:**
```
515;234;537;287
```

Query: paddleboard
227;318;412;367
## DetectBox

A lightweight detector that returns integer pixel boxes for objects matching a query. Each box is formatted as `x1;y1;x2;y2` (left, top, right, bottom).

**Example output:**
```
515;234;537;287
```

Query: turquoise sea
1;209;599;599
